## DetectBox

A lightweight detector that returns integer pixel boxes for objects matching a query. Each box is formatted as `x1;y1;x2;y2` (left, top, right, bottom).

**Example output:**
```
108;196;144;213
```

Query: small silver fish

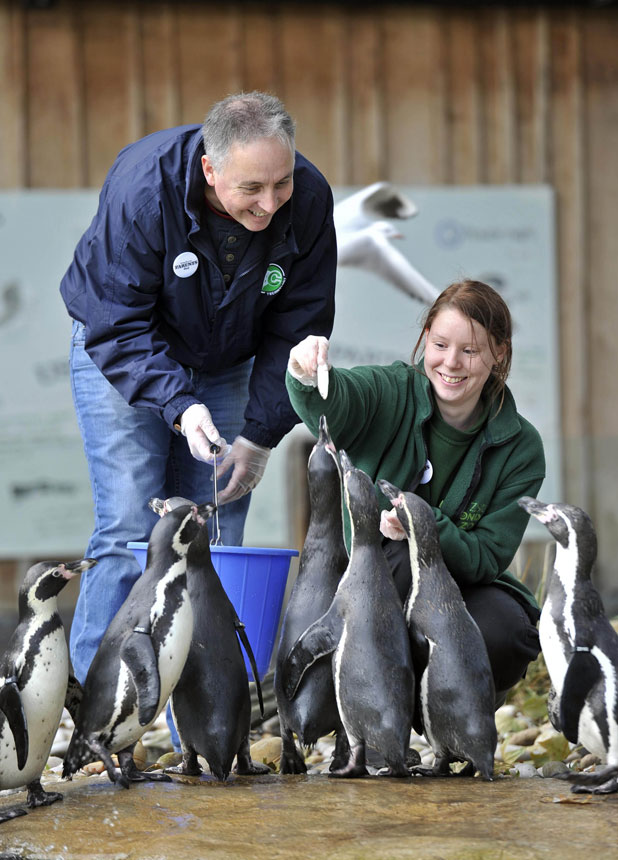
317;362;329;400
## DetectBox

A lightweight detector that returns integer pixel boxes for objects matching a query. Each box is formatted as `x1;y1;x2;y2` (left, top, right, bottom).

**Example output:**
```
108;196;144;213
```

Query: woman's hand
379;507;406;541
287;335;330;388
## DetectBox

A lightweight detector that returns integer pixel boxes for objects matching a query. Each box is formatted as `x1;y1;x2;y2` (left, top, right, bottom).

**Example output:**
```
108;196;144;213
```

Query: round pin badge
173;251;199;278
420;459;433;485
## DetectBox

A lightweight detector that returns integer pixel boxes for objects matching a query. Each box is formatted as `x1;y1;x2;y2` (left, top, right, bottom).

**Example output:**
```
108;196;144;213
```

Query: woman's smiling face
424;306;504;425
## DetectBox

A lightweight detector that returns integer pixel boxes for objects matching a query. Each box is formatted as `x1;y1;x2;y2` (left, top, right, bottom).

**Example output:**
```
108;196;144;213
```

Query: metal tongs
210;443;223;546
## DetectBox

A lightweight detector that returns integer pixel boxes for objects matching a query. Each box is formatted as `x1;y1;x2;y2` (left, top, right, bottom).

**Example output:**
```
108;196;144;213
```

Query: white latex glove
179;404;229;464
287;335;330;389
216;436;271;504
379;508;407;541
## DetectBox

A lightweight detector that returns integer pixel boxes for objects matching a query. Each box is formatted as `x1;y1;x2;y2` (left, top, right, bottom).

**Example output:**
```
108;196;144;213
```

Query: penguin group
276;418;497;780
2;422;617;824
0;496;268;822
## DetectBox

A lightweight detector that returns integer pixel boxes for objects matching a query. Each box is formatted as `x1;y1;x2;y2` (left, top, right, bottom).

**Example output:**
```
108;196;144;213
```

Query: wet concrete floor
1;771;616;859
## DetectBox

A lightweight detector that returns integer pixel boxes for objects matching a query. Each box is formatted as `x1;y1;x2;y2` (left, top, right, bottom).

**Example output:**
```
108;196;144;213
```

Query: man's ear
201;154;215;187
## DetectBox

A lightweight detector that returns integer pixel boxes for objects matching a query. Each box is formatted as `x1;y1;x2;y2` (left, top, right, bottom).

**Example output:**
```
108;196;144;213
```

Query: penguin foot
408;765;450;778
234;758;272;776
118;749;171;783
328;754;348;773
165;749;202;777
122;765;171;783
165;761;202;777
279;736;308;774
571;777;618;795
329;742;368;779
26;780;63;808
329;763;368;778
280;751;308;774
0;806;28;824
376;764;411;778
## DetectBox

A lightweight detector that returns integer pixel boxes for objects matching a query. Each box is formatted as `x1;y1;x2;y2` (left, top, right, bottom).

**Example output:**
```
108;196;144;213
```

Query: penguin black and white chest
63;503;211;787
151;496;269;782
275;415;350;774
519;497;618;792
283;451;414;778
378;481;496;780
0;557;95;822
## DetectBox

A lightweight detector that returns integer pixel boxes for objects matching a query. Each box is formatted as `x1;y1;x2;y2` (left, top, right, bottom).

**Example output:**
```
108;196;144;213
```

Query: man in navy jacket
61;92;337;684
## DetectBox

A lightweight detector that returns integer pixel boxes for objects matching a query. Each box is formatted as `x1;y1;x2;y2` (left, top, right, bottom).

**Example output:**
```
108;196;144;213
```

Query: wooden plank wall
0;0;617;605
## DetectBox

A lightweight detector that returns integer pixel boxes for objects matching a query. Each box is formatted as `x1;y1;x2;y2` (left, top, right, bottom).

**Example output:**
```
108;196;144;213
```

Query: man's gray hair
202;91;296;171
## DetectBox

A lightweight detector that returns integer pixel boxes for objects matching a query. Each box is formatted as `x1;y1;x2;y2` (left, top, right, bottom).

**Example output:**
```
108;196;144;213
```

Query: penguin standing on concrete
150;496;269;781
0;557;95;823
275;416;350;773
63;503;212;788
282;452;414;778
378;481;496;780
518;497;618;794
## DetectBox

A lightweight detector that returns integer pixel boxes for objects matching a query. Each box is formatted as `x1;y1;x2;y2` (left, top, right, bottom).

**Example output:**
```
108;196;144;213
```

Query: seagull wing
334;182;418;233
338;226;439;304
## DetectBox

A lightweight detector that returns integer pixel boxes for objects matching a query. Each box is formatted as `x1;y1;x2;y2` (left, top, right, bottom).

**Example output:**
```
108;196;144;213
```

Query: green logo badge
261;263;286;294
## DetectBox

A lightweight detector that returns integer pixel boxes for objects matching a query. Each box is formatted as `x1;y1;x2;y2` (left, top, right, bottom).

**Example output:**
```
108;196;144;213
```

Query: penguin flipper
234;620;265;718
64;674;83;724
282;611;343;700
120;630;161;726
560;649;602;744
0;678;28;770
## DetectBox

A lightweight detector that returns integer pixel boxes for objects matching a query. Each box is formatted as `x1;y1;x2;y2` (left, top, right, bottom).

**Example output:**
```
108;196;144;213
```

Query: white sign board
0;187;559;556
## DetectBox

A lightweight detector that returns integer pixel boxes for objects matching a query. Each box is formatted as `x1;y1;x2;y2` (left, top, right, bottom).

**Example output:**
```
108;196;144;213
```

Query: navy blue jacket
60;124;337;447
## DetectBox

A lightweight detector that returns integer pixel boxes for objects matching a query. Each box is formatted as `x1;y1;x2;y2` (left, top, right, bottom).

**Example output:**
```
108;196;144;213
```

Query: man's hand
180;404;228;464
216;436;271;504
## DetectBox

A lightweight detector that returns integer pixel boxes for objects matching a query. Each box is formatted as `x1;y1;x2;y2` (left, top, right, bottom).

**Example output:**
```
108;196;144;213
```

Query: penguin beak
339;449;352;473
61;558;97;579
149;497;166;517
377;478;400;502
195;502;216;525
518;497;555;524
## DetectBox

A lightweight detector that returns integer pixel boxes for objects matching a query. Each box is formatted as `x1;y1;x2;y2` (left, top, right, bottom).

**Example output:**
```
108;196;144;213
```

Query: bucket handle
210;443;223;546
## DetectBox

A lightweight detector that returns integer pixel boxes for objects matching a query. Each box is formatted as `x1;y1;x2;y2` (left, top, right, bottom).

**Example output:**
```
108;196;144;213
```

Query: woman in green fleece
286;278;544;704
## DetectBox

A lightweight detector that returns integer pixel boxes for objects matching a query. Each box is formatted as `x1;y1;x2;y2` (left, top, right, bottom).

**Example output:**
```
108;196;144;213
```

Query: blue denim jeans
68;320;253;685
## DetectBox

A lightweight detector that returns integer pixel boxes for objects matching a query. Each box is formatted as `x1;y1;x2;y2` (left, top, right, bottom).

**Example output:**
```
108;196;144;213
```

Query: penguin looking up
282;451;414;778
150;495;269;782
275;415;350;774
0;557;96;823
63;502;213;788
378;481;496;780
518;497;618;794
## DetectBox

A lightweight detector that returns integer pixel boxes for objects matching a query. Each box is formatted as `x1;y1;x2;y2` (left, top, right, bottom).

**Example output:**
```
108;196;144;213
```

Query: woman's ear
493;342;507;368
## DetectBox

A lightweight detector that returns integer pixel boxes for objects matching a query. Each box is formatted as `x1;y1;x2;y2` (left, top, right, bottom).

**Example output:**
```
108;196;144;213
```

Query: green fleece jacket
286;361;546;609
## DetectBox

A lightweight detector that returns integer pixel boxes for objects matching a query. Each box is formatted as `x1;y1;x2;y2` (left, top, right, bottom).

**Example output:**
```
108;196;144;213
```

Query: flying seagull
334;182;439;305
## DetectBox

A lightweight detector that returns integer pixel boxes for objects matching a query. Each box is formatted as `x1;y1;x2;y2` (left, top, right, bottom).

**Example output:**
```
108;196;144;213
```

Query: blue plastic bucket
128;541;298;681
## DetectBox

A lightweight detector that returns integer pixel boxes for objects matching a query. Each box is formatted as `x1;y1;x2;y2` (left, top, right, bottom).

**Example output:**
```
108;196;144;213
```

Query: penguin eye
52;570;63;578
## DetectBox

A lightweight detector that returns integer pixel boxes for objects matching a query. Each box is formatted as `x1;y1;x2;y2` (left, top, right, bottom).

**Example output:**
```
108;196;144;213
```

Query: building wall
1;0;617;606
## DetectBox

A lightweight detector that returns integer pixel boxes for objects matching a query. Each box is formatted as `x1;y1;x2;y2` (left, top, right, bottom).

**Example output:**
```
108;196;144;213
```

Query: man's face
202;137;294;231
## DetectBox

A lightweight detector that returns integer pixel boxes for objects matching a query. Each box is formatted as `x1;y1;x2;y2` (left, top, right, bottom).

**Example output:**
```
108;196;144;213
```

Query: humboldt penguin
282;451;414;778
0;557;95;822
63;503;211;788
274;415;350;773
378;481;496;780
150;496;269;781
518;496;618;794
